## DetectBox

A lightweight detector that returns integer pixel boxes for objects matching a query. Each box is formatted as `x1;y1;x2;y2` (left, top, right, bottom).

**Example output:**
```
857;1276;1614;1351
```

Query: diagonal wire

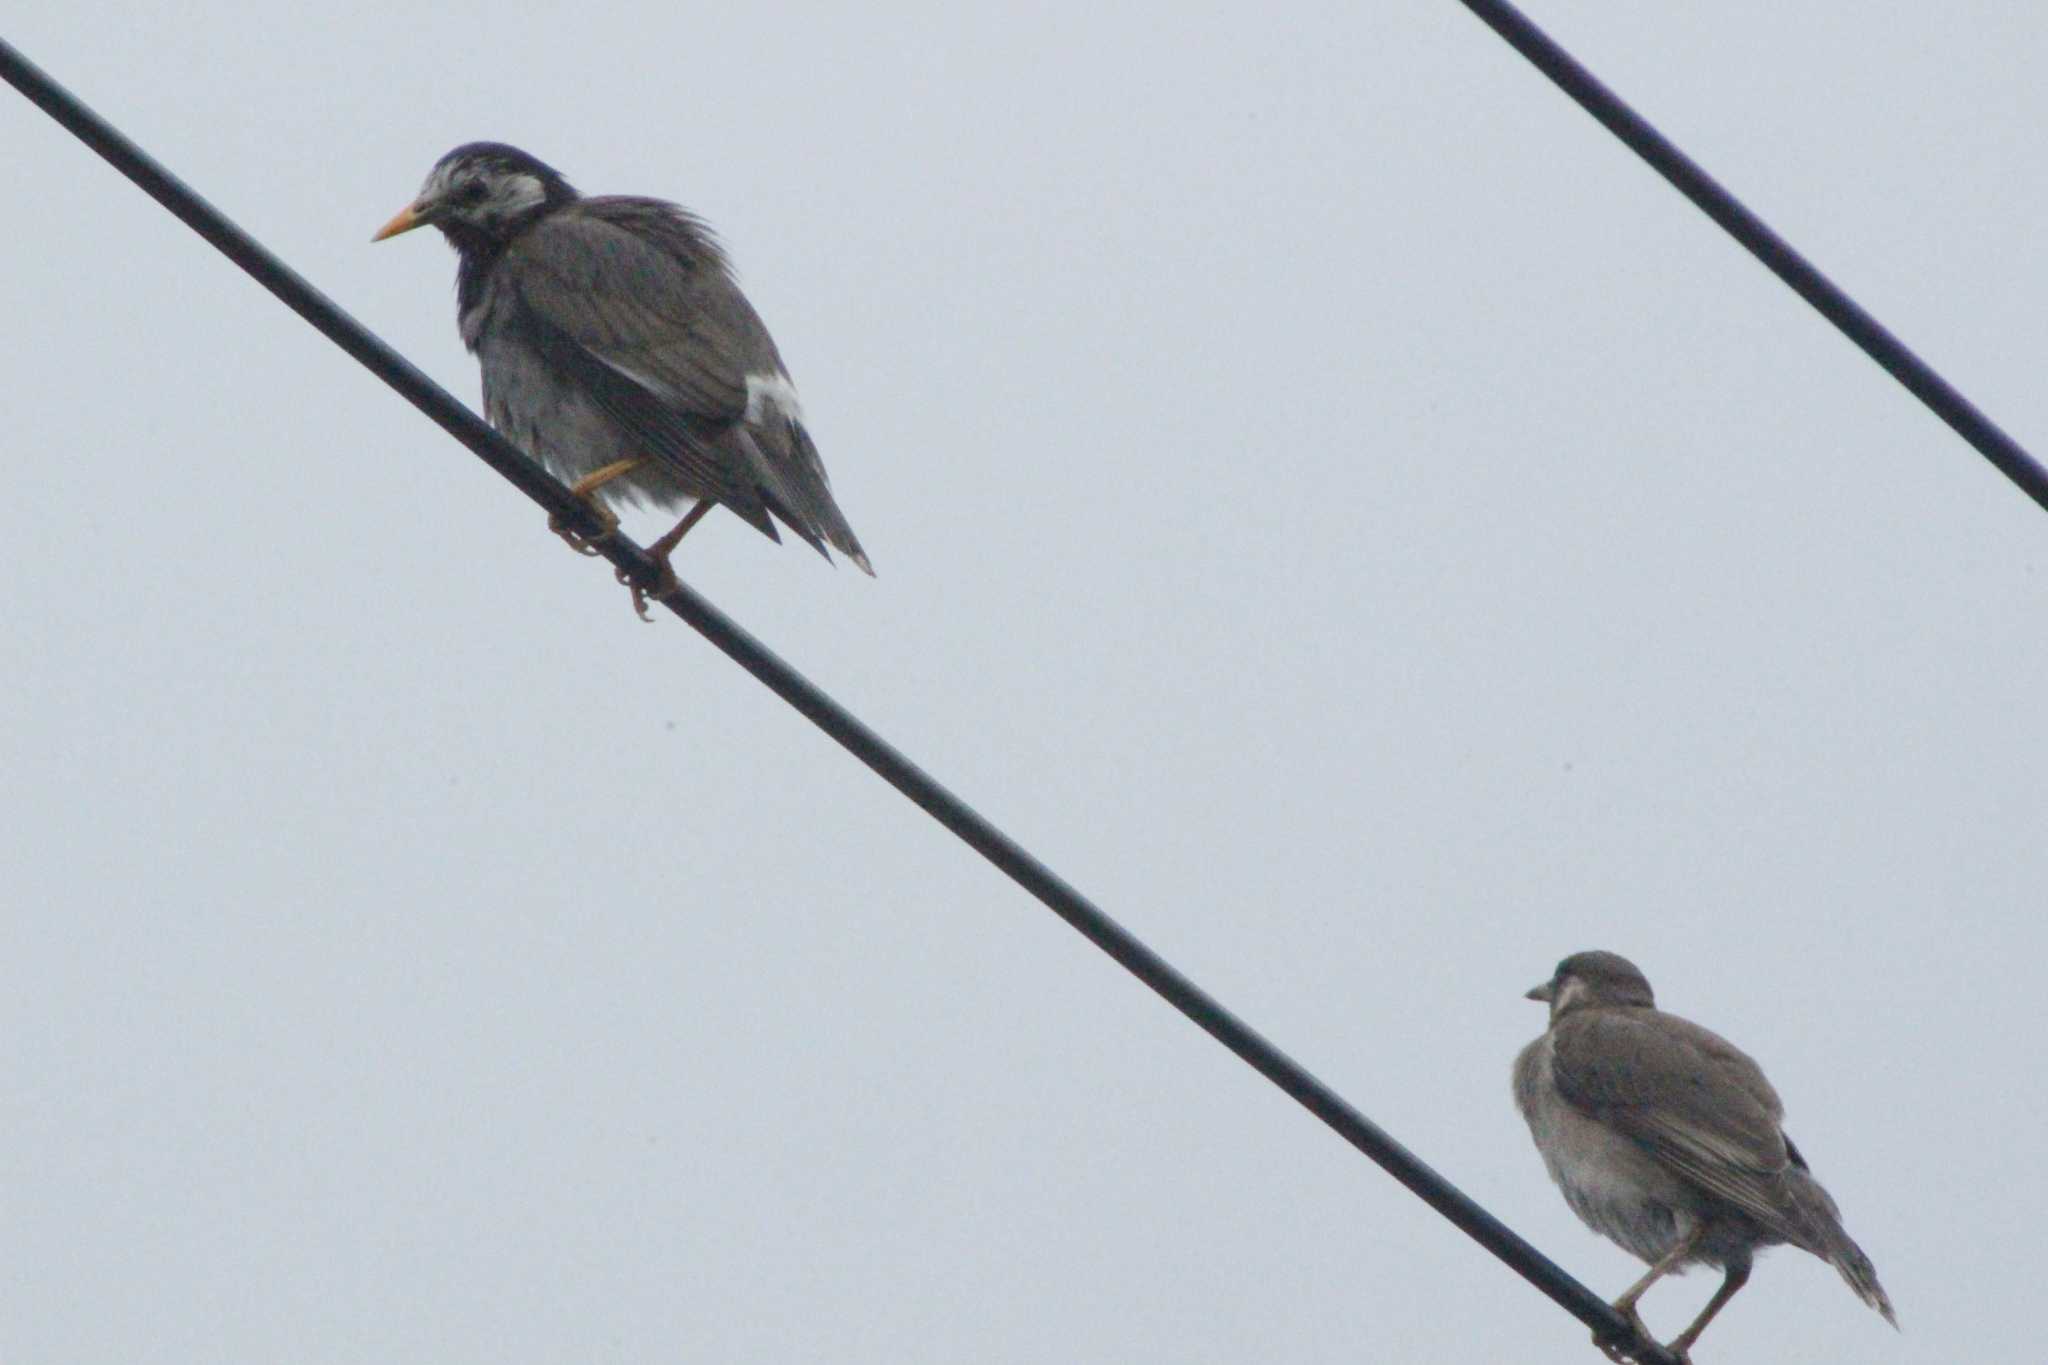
1456;0;2048;511
0;36;1688;1363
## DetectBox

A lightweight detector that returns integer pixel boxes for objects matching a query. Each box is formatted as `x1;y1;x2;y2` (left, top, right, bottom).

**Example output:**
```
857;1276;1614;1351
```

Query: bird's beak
371;200;431;242
1524;981;1555;1003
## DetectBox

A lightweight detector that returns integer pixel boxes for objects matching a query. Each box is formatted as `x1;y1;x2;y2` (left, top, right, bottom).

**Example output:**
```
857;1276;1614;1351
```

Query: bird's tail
1785;1169;1898;1329
789;426;873;576
1826;1231;1898;1329
745;423;875;576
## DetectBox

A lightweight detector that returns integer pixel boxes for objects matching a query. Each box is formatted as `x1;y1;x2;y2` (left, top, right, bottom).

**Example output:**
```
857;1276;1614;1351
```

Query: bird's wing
1549;1010;1802;1235
495;199;795;539
507;199;766;419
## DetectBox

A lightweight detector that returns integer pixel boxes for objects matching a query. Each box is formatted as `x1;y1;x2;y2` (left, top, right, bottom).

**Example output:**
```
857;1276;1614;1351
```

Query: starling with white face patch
1513;951;1894;1363
374;143;871;612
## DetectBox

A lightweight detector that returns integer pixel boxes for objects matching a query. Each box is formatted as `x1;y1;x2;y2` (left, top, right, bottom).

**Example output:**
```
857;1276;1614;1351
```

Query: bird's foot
1593;1330;1633;1365
1593;1306;1668;1364
616;557;681;623
1590;1334;1689;1365
548;502;620;557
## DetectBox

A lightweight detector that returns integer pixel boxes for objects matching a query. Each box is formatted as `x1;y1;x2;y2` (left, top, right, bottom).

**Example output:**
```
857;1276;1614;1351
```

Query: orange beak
371;201;430;242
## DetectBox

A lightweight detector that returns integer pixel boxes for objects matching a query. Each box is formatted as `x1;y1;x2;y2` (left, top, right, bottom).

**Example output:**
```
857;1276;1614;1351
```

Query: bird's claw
1593;1306;1668;1365
547;504;620;557
1590;1326;1686;1365
615;560;681;622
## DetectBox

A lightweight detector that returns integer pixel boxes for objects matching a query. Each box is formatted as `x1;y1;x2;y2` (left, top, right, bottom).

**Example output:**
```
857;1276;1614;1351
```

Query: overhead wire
1456;0;2046;509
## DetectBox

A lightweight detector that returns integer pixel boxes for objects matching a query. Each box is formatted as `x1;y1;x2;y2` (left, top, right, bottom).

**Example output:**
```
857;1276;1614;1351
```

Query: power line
1457;0;2047;510
4;34;1782;1365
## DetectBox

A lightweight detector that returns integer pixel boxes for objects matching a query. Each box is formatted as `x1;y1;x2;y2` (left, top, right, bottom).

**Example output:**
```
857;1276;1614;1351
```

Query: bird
1512;951;1894;1363
372;142;871;615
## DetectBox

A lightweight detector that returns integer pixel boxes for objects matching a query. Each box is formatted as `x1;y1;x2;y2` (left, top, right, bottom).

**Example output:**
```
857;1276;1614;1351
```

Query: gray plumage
1513;951;1893;1361
375;142;870;574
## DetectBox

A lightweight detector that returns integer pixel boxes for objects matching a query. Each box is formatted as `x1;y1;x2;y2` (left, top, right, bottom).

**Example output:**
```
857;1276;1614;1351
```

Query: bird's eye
459;180;489;203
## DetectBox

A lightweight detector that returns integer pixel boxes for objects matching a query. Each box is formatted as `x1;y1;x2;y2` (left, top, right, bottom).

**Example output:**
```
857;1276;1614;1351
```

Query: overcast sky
6;4;2043;1362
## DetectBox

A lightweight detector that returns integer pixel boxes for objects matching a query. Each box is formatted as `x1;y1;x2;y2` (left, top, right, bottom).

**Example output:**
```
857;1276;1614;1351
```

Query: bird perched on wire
373;142;871;615
1512;951;1894;1363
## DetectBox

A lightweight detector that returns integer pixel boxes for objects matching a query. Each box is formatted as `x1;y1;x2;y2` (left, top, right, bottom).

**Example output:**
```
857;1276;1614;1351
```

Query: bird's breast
1515;1034;1697;1266
477;332;693;511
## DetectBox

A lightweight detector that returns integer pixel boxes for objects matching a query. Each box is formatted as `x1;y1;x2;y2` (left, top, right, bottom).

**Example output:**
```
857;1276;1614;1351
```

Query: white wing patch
744;371;805;425
588;359;806;429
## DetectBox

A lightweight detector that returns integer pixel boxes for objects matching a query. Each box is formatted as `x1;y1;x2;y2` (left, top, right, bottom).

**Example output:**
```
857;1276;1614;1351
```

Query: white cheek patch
1555;978;1590;1012
424;166;546;223
744;371;804;425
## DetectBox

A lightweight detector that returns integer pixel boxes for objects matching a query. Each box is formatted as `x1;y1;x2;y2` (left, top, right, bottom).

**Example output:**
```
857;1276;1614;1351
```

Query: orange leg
547;458;645;555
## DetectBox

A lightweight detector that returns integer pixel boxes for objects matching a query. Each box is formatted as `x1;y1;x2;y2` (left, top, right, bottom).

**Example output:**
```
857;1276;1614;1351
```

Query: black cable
1457;0;2048;511
1;37;1679;1364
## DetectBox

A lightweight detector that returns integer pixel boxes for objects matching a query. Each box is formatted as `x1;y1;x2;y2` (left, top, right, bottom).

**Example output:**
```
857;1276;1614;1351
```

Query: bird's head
1525;950;1655;1019
372;142;577;250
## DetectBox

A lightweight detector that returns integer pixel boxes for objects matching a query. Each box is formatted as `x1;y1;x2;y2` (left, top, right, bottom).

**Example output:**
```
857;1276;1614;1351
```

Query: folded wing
501;197;868;568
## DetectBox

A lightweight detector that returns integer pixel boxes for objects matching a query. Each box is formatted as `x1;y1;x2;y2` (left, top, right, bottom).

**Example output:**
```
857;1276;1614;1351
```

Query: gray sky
6;3;2041;1361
